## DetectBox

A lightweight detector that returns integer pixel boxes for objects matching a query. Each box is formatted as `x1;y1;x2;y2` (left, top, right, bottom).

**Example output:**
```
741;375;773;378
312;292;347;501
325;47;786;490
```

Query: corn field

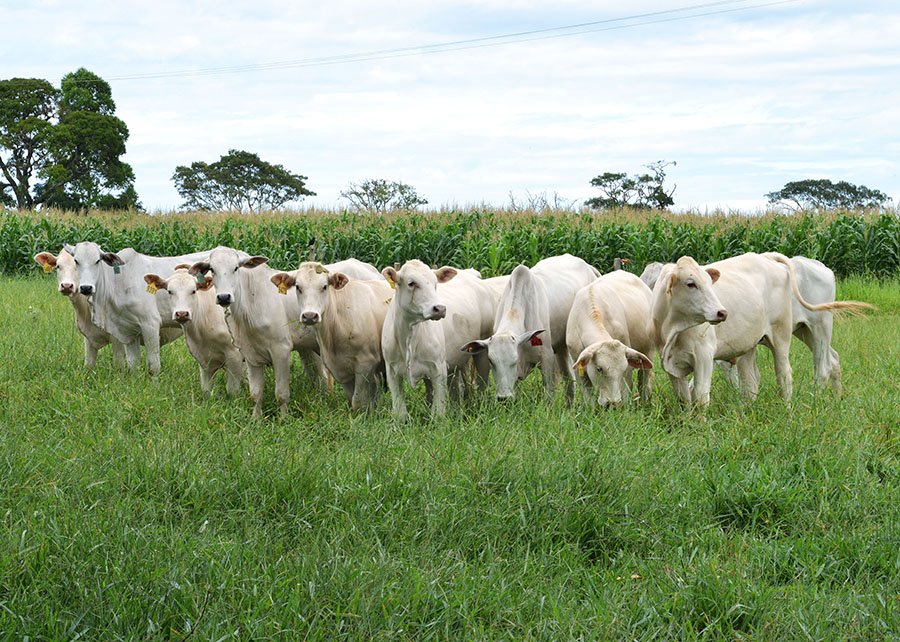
2;208;897;277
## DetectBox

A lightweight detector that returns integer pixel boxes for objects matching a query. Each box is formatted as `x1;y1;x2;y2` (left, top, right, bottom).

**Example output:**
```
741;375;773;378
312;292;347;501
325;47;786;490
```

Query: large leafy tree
0;68;139;210
766;179;890;211
340;179;428;213
172;149;315;211
585;160;676;211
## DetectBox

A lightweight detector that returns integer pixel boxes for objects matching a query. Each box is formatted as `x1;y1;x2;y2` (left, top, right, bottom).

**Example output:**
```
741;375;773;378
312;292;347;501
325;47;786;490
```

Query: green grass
0;275;898;640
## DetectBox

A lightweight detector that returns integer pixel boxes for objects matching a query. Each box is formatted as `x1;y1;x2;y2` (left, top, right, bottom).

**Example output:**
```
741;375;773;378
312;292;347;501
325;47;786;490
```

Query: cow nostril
79;285;92;295
216;293;231;306
301;312;319;325
431;304;446;319
717;309;728;321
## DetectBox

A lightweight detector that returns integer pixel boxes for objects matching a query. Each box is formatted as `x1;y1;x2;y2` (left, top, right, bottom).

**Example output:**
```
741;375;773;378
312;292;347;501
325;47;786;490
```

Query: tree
172;149;315;212
585;160;676;211
0;69;139;210
765;179;890;211
340;179;428;213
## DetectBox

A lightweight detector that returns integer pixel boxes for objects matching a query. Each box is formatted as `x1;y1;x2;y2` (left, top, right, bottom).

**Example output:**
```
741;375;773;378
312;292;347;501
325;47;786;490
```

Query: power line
107;0;804;81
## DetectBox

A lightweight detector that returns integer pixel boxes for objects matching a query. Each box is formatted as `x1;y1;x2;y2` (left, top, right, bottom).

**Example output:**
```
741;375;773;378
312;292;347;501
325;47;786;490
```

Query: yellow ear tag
577;363;585;377
42;262;53;273
146;282;158;294
388;276;396;290
277;281;288;295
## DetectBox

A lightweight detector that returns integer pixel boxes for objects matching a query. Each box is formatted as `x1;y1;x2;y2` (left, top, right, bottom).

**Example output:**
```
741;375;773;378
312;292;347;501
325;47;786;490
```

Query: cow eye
297;287;302;294
686;280;697;289
74;259;80;266
321;284;327;291
209;268;215;275
408;281;416;289
233;267;238;273
95;259;101;265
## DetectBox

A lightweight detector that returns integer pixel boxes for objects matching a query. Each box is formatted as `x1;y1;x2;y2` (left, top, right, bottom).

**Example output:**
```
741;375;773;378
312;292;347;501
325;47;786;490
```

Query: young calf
144;267;245;397
269;262;393;410
566;271;655;408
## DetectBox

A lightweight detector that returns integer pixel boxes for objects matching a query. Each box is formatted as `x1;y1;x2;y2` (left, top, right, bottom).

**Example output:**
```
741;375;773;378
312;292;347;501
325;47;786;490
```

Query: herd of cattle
33;242;872;418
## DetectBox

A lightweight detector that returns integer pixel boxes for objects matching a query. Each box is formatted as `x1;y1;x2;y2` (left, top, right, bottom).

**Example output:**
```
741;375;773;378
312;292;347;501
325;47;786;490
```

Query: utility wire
107;0;803;81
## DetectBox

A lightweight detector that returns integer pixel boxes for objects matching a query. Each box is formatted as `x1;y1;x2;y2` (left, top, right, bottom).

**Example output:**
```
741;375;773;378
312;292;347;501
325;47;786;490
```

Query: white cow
459;254;600;400
143;267;245;397
381;260;495;419
652;253;868;407
35;249;126;368
716;256;845;395
566;271;655;407
269;262;393;410
64;242;213;374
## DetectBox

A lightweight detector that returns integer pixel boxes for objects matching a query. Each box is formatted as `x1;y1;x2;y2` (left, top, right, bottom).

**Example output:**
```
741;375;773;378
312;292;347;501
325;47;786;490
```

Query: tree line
1;69;893;213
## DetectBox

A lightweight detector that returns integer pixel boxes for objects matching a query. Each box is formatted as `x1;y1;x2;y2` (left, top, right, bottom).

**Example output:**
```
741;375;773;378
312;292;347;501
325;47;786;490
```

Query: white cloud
6;0;899;210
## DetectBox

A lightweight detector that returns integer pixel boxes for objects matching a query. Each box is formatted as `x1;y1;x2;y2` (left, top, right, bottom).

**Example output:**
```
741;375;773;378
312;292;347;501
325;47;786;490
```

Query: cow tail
765;253;875;316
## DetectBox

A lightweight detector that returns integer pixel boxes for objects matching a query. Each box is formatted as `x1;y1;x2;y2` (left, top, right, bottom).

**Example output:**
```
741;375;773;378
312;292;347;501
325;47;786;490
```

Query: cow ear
270;272;296;295
460;340;488;354
35;252;58;271
101;252;125;267
241;256;269;269
328;272;349;290
382;267;398;289
573;352;593;377
173;263;192;271
625;348;654;370
63;243;76;255
666;272;677;295
189;261;210;276
143;274;167;292
197;275;215;291
517;329;545;347
434;266;457;283
706;268;721;284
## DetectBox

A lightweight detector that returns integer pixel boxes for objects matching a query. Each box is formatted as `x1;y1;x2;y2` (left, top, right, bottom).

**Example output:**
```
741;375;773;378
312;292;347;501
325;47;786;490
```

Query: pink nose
174;310;190;322
59;283;75;294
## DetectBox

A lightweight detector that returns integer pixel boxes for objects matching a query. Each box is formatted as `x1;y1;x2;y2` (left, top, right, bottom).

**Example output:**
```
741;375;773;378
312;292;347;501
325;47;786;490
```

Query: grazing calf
460;254;599;400
652;253;868;407
269;262;393;410
35;249;126;368
64;242;211;374
566;271;655;407
143;267;244;397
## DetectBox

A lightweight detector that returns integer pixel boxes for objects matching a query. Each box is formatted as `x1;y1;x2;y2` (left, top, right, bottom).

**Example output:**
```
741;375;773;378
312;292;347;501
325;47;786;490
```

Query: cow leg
716;360;740;388
124;339;142;372
110;340;126;368
385;363;408;421
578;376;595;406
553;347;575;402
272;352;292;417
637;367;652;404
351;372;377;411
225;353;244;397
736;350;760;401
83;337;99;370
142;326;162;376
199;364;214;397
431;370;448;418
247;363;267;417
692;355;715;408
828;347;842;396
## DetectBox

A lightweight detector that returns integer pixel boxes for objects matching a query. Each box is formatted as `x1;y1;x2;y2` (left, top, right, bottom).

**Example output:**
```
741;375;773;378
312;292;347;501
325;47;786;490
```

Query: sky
6;0;900;212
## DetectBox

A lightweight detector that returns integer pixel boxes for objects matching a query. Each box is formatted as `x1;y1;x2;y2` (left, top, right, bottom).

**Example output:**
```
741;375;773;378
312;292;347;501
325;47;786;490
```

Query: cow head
270;262;348;326
382;260;455;323
461;329;545;400
573;340;653;408
659;256;727;325
144;267;213;323
190;248;267;307
35;250;81;296
66;242;125;297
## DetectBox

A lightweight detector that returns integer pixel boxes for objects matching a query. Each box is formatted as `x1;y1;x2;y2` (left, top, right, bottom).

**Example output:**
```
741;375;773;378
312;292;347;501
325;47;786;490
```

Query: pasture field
0;275;898;640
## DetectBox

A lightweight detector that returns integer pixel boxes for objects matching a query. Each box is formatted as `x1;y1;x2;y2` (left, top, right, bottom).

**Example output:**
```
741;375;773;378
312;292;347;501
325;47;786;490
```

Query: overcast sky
7;0;900;212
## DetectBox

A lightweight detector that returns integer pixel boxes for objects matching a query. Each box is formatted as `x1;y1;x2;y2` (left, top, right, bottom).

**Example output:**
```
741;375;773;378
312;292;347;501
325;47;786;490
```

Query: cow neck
228;267;269;324
69;293;101;338
583;285;615;345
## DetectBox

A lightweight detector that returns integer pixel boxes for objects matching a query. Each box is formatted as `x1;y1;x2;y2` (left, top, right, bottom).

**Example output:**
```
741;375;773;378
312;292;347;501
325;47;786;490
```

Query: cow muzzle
79;285;94;296
59;283;75;295
174;310;190;323
427;304;447;320
301;311;320;325
709;309;728;324
216;293;233;307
